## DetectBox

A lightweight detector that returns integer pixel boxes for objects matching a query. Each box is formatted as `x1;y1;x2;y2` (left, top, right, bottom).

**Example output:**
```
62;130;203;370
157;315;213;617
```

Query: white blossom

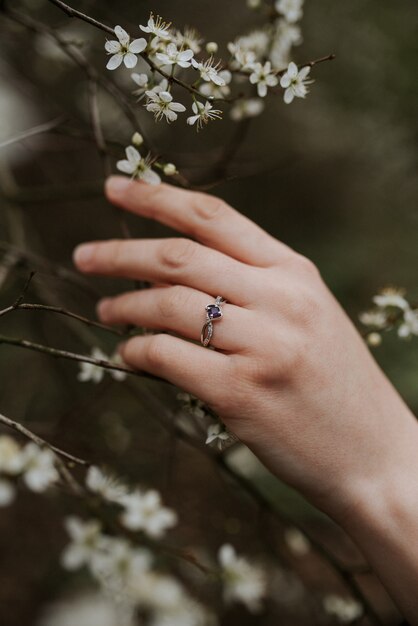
249;61;279;97
0;435;24;474
109;352;128;381
86;466;128;503
173;27;203;55
230;98;264;121
78;347;108;383
398;308;418;338
280;61;313;103
218;544;266;613
228;44;257;71
269;20;302;67
91;536;151;586
105;26;147;70
200;70;232;99
205;424;232;449
19;443;59;492
131;73;149;98
0;479;16;507
187;101;222;130
117;146;161;185
359;309;388;328
228;30;270;63
373;288;409;310
275;0;304;23
145;90;186;123
120;489;177;538
156;43;194;68
140;15;172;40
323;594;363;623
61;516;103;570
192;57;225;86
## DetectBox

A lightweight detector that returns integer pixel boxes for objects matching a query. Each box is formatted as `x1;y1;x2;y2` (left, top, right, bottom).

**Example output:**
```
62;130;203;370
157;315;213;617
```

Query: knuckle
159;238;197;271
191;193;228;221
292;253;320;278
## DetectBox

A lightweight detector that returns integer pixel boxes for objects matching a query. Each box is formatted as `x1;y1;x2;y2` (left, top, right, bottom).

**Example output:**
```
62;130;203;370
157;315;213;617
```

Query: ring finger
97;285;254;352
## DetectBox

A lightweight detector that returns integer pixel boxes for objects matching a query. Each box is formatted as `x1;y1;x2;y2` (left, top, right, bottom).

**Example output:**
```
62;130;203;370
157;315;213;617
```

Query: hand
74;177;418;621
73;176;415;512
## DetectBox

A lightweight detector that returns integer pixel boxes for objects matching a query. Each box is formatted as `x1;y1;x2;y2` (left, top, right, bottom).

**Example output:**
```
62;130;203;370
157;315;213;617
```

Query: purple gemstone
206;304;222;319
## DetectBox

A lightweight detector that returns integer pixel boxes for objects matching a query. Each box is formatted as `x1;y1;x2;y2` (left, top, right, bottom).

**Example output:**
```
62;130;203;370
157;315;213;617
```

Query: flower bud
163;163;177;176
247;0;261;8
206;41;218;54
367;332;382;347
131;132;144;147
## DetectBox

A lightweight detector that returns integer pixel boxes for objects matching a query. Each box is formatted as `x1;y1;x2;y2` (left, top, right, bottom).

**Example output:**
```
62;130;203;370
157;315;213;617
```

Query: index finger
105;177;292;267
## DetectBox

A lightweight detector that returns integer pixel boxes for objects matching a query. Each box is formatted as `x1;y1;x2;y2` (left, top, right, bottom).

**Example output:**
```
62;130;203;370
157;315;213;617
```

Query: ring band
201;296;226;347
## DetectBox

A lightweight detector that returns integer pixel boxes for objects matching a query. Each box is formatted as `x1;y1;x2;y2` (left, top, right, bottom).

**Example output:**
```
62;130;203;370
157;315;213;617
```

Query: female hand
74;177;418;622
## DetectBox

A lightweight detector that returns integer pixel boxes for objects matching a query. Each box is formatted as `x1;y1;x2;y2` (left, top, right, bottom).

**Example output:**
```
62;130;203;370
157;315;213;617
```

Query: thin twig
0;333;162;382
0;412;88;466
0;302;128;337
0;116;66;150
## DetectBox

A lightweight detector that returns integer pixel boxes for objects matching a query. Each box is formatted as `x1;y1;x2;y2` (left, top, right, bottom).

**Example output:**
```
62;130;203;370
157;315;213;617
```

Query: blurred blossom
0;478;16;506
218;544;266;612
0;435;24;474
85;466;128;502
37;592;132;626
120;488;177;538
61;517;103;570
323;594;363;622
275;0;304;23
19;444;59;492
230;98;264;121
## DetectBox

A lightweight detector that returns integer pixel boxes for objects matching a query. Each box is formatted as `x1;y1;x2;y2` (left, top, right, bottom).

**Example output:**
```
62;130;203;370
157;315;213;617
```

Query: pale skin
74;176;418;623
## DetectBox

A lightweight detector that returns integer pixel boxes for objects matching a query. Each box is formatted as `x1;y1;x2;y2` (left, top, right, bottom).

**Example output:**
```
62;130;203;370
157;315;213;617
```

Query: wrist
331;413;418;622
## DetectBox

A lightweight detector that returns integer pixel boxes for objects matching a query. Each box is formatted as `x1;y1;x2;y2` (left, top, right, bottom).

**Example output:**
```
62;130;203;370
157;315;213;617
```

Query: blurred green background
0;0;417;624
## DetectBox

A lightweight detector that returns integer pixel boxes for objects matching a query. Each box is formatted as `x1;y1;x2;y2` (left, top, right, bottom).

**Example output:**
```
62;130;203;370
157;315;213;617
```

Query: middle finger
74;237;260;306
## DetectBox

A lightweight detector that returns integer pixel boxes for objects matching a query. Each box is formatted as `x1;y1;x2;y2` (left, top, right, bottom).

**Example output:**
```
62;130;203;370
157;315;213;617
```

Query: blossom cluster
360;287;418;346
60;465;267;623
0;435;59;506
102;3;316;183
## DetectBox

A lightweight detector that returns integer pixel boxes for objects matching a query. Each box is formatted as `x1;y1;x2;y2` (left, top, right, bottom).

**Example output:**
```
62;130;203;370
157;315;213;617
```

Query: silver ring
201;296;226;347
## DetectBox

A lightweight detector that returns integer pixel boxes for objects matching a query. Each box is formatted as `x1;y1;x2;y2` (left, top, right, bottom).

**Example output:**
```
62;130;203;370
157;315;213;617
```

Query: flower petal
105;40;121;53
114;25;130;46
129;38;147;53
124;52;138;69
126;145;141;164
116;160;136;174
284;88;294;104
288;62;298;78
106;53;123;70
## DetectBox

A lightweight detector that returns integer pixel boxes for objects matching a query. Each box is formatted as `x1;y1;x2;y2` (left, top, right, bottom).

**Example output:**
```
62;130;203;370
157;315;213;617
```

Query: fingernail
106;176;133;196
73;243;94;267
97;297;111;317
